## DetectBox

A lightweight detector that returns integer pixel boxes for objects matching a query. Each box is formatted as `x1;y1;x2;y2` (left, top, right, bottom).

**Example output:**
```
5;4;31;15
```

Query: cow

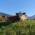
7;12;28;22
7;16;20;22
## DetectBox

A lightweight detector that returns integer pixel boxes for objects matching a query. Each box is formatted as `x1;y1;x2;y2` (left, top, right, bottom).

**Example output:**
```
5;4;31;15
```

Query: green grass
0;19;35;35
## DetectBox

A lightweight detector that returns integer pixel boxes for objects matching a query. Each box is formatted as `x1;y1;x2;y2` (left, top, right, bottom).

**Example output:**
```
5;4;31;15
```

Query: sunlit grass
0;19;35;35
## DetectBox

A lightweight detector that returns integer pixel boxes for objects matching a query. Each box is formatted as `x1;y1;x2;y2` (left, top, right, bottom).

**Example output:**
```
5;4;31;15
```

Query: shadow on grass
0;21;12;28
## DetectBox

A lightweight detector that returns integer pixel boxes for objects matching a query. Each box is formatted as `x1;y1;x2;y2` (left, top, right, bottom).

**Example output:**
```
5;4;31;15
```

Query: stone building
0;16;7;22
0;12;10;22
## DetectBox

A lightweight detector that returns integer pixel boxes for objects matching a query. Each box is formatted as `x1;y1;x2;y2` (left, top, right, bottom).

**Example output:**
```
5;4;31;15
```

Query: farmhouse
0;12;10;22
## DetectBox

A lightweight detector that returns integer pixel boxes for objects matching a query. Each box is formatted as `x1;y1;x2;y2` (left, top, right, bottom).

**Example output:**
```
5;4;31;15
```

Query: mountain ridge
28;15;35;19
0;12;11;16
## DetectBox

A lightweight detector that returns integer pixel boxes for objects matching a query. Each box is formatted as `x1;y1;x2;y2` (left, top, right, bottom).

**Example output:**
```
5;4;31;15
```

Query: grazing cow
19;15;28;21
7;16;20;22
7;12;28;22
16;12;28;21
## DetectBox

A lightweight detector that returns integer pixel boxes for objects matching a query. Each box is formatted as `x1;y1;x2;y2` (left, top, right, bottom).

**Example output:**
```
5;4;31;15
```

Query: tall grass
0;19;35;35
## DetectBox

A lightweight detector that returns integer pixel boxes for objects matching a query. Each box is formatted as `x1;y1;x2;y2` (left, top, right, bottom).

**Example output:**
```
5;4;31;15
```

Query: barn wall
0;16;8;22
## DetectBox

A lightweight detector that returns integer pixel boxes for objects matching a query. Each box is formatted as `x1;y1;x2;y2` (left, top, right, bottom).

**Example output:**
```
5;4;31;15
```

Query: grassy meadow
0;19;35;35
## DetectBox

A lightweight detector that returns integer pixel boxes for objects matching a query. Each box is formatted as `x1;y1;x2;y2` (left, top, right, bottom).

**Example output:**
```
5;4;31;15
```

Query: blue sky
0;0;35;16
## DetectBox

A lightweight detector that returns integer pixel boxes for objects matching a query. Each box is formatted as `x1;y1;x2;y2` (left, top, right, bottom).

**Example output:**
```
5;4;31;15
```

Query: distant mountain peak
0;12;11;16
28;15;35;19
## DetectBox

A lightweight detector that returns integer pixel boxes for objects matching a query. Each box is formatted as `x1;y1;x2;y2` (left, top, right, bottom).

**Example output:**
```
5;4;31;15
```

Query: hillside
29;15;35;19
0;12;10;16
